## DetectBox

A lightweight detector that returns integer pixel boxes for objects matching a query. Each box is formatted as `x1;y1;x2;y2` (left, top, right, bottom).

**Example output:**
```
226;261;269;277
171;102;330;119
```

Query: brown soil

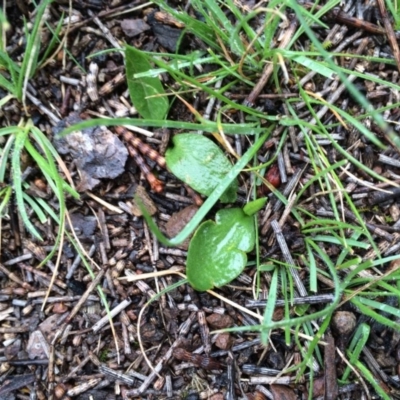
2;1;400;399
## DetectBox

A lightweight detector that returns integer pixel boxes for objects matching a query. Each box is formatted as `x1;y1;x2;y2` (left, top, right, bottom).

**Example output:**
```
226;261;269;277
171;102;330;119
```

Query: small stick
125;337;182;397
0;325;30;333
362;346;391;387
66;354;91;379
99;364;140;385
97;208;110;251
25;91;61;125
245;17;298;106
66;378;103;397
3;253;32;265
165;374;173;398
60;86;72;117
179;312;197;336
324;331;339;400
86;62;99;102
92;298;133;333
172;348;223;370
271;220;307;297
302;2;400;39
197;310;211;354
0;264;34;291
242;364;281;376
19;263;67;289
58;268;106;328
164;192;193;204
277;150;287;184
255;385;274;400
246;293;335;308
98;72;125;97
121;322;131;356
226;357;236;400
250;375;304;385
88;9;122;52
378;154;400;168
66;243;96;280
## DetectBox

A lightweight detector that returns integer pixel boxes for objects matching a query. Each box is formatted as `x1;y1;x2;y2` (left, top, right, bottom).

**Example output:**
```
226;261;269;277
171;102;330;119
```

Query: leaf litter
53;113;128;191
2;1;400;400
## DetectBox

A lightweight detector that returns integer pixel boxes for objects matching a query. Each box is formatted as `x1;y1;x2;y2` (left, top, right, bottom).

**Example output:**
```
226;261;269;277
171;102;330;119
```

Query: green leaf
166;134;238;203
187;208;255;291
293;56;336;79
125;44;169;120
243;197;267;216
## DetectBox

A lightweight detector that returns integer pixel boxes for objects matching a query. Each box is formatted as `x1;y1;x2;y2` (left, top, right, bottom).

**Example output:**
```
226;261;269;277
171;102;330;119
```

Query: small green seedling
164;133;266;290
136;132;270;290
186;198;266;291
125;45;169;120
166;133;238;203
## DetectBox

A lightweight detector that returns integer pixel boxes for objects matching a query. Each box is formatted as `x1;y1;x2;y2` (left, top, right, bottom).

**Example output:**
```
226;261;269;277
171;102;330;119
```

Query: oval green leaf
186;208;255;291
165;134;238;203
243;197;267;216
125;45;169;120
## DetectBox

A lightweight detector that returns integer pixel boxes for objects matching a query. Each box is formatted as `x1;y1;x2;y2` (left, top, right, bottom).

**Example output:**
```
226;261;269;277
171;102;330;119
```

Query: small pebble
331;311;356;335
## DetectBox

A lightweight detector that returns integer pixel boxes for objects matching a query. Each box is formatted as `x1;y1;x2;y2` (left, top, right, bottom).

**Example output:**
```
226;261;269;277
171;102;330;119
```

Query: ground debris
53;113;128;191
3;0;400;399
120;19;150;38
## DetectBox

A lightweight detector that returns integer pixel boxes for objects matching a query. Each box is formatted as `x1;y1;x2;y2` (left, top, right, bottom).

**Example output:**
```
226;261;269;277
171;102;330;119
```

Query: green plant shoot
125;44;169;120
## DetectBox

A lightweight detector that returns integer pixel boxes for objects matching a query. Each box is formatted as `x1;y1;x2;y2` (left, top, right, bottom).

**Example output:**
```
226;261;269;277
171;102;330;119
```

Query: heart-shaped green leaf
186;208;255;291
125;45;169;120
165;134;238;203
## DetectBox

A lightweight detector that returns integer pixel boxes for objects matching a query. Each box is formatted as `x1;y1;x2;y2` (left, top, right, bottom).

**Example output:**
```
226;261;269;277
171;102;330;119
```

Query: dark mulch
2;1;400;399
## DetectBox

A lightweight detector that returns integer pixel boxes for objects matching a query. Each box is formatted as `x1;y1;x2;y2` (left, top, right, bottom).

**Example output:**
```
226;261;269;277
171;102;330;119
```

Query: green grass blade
0;50;20;92
12;128;42;239
356;296;400;319
35;197;59;222
261;268;278;344
353;360;391;400
289;0;400;150
29;127;79;198
39;11;63;64
22;192;47;223
0;186;12;217
310;235;370;250
0;73;17;95
60;116;266;137
305;241;317;292
18;0;53;99
342;323;370;381
0;134;14;182
351;296;400;331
